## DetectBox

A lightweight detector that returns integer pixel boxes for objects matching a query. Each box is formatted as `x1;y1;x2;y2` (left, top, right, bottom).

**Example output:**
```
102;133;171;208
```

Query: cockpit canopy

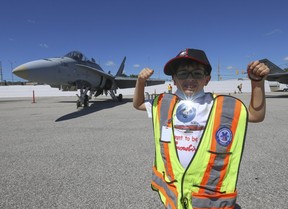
64;51;104;72
64;51;89;62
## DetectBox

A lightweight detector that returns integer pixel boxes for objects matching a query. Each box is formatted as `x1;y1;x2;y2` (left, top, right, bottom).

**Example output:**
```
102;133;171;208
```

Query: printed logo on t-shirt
176;102;196;123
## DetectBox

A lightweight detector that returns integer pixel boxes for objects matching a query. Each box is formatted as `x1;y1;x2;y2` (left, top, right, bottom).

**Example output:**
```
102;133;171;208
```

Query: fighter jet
13;51;165;107
260;59;288;84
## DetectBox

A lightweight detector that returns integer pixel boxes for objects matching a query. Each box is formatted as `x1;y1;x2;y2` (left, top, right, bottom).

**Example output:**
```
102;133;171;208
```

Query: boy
133;48;270;209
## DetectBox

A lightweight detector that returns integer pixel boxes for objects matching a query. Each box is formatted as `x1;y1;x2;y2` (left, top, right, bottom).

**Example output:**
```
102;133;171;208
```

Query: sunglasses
176;70;207;80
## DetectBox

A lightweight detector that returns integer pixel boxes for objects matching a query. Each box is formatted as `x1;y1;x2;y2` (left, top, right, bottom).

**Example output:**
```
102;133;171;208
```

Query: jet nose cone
13;65;29;80
12;59;57;81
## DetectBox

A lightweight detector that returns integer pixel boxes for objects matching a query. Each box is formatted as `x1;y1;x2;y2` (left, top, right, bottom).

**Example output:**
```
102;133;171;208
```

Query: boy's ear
172;75;176;85
205;75;211;86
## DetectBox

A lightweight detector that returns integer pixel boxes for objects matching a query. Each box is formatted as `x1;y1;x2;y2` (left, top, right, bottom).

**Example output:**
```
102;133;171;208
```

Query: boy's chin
184;90;195;97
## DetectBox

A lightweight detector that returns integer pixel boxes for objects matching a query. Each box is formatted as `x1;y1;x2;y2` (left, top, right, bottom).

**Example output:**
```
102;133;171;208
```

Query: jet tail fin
259;59;284;74
115;56;126;76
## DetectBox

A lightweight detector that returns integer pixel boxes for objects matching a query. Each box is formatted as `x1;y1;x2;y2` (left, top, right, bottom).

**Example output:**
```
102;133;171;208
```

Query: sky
1;0;288;82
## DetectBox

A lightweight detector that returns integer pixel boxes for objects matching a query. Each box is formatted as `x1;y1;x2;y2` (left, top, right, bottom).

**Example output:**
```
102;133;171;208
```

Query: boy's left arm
247;61;270;122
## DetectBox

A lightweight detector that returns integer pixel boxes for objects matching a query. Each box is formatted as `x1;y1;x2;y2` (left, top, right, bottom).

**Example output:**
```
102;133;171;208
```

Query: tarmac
0;92;288;209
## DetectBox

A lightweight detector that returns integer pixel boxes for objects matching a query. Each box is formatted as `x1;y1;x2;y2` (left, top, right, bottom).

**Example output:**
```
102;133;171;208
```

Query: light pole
8;60;16;83
0;61;3;83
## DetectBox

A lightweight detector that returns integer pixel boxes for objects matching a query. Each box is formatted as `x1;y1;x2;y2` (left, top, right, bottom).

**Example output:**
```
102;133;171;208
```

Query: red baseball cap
164;48;212;75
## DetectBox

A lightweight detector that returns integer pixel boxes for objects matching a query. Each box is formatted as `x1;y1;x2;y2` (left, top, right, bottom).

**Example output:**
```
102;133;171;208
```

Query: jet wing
76;63;114;79
114;76;165;89
260;59;288;84
266;73;288;84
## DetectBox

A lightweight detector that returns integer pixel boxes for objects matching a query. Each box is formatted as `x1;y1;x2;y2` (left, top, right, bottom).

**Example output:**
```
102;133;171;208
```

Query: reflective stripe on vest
151;93;248;209
152;94;179;208
156;94;178;180
192;192;237;209
151;167;178;209
198;96;243;193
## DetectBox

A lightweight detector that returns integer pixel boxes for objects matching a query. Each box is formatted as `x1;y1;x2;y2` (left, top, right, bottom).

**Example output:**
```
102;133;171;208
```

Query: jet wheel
118;94;123;102
84;95;89;107
76;100;81;108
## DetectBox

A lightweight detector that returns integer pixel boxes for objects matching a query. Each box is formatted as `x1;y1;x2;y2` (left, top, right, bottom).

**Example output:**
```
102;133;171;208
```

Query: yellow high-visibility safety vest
151;93;248;209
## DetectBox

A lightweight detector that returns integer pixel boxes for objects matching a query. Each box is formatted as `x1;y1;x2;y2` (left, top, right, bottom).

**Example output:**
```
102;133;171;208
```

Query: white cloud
39;43;48;48
226;66;233;70
264;29;282;36
133;64;140;68
27;19;36;24
105;61;115;67
284;57;288;61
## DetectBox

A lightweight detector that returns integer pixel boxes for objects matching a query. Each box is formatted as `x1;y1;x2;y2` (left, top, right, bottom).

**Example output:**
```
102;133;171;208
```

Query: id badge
161;126;172;142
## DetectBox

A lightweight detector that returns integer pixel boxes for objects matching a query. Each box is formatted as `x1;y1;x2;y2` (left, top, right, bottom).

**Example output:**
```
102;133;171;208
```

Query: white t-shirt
145;90;213;168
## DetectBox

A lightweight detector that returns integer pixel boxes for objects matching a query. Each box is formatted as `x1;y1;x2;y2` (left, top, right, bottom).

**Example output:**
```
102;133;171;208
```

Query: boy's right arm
133;68;154;111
